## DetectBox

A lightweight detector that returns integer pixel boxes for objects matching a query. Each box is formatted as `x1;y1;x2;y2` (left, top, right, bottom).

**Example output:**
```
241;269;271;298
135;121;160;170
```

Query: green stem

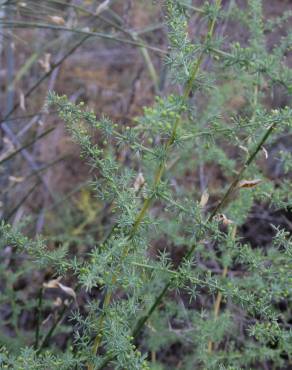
208;121;276;220
34;287;43;350
92;2;222;368
130;0;221;243
208;225;236;353
36;305;67;355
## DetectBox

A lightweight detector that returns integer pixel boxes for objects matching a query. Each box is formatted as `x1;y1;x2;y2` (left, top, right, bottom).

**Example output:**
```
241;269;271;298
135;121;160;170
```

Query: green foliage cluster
1;1;292;369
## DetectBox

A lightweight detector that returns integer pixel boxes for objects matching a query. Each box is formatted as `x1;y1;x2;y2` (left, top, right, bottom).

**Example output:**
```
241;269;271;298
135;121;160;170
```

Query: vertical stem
1;4;14;210
88;278;116;370
131;32;159;93
208;225;237;353
6;5;14;119
36;305;67;355
132;281;171;338
130;0;222;258
34;287;43;350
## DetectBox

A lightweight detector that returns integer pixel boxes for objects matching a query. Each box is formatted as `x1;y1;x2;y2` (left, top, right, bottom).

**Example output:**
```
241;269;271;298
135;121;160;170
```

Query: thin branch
0;21;166;54
0;35;90;126
208;225;237;353
1;122;54;197
36;305;67;355
5;181;41;222
0;127;54;166
34;287;43;350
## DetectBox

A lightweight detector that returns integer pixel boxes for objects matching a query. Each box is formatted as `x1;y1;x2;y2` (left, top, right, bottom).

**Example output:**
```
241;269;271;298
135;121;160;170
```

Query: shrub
1;1;292;369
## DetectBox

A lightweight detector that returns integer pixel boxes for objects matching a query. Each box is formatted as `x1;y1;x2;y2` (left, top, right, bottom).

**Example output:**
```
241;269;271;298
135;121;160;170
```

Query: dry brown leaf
262;147;268;159
19;91;26;111
38;53;51;73
0;138;14;162
239;145;249;154
53;297;63;307
215;214;234;226
48;15;66;25
43;277;76;301
3;137;14;148
58;282;76;301
238;179;262;189
134;172;145;192
96;0;110;15
9;176;24;183
146;321;157;332
43;277;61;289
199;190;209;207
42;314;52;326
